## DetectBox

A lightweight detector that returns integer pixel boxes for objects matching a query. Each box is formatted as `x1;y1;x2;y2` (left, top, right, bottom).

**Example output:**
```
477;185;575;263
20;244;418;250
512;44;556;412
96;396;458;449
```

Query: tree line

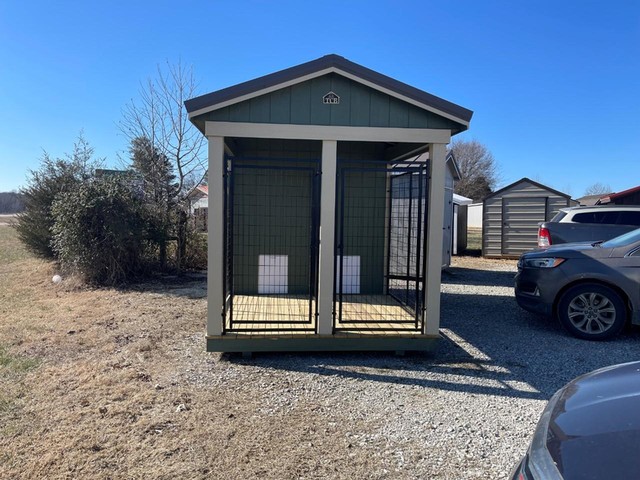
0;192;24;214
15;62;206;285
14;59;508;286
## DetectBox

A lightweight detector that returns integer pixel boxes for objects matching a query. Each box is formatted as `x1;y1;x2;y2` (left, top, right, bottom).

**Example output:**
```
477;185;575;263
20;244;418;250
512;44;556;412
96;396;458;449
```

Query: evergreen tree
16;134;101;258
129;136;177;269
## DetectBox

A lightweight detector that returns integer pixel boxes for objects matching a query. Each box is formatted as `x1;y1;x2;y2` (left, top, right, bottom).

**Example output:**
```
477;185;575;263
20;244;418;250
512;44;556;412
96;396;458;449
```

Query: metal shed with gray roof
482;177;574;258
185;54;472;353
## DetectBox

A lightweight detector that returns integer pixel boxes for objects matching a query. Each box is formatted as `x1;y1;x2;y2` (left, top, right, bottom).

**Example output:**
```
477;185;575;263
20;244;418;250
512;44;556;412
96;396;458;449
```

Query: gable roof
185;54;472;128
597;185;640;204
446;152;461;180
576;193;611;206
453;193;473;205
186;184;208;199
483;177;573;202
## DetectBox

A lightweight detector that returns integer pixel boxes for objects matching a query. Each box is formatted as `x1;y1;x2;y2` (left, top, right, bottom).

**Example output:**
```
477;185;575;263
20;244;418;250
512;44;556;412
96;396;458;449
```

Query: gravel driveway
177;256;640;479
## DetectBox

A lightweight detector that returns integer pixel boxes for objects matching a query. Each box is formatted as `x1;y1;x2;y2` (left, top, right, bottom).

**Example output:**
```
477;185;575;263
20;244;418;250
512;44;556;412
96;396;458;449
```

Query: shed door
502;197;547;256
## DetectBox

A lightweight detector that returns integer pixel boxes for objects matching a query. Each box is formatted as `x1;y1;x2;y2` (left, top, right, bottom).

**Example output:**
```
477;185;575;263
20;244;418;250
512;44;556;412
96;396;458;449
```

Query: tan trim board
207;136;225;336
424;143;447;336
318;140;337;335
205;121;451;144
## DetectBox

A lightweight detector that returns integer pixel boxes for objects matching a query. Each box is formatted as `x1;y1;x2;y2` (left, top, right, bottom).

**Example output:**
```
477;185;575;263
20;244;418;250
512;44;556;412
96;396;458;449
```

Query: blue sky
1;1;638;197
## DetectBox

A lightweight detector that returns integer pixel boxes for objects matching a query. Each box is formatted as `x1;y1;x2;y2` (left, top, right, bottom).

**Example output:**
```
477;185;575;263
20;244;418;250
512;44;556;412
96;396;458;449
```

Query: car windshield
601;228;640;249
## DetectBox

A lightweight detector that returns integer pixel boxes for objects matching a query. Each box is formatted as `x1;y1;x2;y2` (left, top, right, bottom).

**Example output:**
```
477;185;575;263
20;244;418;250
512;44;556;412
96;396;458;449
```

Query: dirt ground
0;226;542;479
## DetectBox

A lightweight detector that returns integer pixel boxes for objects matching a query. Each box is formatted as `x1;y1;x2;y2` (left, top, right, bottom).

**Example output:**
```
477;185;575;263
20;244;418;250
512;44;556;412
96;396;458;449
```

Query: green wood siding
238;138;321;159
290;82;311;124
196;73;461;131
270;88;291;124
337;165;387;294
388;97;409;128
369;90;390;127
309;76;332;125
249;95;271;123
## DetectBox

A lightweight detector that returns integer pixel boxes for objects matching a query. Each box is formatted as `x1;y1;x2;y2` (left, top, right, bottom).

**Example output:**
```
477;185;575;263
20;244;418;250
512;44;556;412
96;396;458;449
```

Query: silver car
515;228;640;340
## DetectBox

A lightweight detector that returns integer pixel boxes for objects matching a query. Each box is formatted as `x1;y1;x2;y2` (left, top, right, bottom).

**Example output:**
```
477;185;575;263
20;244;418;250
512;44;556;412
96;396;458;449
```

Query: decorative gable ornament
322;91;340;105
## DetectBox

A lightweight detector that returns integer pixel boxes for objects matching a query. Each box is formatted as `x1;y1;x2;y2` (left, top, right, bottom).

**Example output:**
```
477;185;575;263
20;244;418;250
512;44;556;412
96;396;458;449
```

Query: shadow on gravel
441;267;516;288
226;350;550;401
223;264;640;403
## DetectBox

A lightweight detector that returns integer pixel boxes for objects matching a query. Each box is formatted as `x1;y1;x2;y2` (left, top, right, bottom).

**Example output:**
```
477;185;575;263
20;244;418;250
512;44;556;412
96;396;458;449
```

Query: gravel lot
175;256;640;479
3;245;639;479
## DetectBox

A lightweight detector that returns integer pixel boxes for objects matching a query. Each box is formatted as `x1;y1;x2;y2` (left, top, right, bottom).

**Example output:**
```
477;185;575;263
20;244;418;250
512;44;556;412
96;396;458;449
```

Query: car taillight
538;227;551;247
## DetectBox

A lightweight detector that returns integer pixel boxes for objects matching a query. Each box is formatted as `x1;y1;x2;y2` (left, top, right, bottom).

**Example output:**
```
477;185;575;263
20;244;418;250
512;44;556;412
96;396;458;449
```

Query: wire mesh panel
334;161;428;331
223;158;320;333
387;170;428;325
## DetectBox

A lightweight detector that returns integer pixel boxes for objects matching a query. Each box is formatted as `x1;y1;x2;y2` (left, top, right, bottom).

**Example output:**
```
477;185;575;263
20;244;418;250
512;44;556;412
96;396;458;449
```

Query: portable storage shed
482;178;572;258
441;154;459;268
467;203;482;228
452;193;472;256
185;54;473;352
441;156;472;266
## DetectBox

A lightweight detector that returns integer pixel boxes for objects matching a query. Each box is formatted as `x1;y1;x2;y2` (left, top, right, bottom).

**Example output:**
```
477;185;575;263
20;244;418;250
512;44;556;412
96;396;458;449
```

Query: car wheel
557;284;627;340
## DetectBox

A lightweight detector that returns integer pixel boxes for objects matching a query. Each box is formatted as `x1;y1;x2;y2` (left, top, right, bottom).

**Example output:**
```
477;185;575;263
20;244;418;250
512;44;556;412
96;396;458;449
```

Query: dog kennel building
185;55;473;352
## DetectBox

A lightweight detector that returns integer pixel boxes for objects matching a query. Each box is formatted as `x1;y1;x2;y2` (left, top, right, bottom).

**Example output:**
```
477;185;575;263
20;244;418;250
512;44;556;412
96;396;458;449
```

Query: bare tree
120;60;206;197
449;139;499;201
583;182;612;197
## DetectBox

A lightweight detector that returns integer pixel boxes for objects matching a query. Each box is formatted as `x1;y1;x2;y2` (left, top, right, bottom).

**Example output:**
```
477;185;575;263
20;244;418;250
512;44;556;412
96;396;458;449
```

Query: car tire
557;283;627;340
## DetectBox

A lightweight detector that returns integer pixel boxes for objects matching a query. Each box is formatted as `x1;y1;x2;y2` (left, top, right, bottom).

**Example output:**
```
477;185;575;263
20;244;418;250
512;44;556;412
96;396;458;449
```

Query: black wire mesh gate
223;157;320;333
334;160;429;331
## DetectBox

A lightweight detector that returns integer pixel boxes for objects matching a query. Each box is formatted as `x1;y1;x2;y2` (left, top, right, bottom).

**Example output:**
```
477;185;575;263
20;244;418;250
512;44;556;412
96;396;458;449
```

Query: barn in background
597;185;640;206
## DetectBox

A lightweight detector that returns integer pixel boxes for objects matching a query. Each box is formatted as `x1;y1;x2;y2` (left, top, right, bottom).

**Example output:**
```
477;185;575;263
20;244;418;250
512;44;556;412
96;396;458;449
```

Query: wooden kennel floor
223;294;421;335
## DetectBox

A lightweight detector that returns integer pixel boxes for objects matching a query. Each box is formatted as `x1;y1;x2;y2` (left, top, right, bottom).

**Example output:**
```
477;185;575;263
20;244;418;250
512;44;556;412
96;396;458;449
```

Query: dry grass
0;224;209;478
0;226;388;479
463;227;482;256
0;214;17;224
0;224;529;479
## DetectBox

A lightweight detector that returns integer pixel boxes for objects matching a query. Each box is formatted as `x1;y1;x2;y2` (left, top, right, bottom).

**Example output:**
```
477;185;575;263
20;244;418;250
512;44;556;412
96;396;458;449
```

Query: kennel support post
207;136;225;336
424;142;447;336
318;140;337;335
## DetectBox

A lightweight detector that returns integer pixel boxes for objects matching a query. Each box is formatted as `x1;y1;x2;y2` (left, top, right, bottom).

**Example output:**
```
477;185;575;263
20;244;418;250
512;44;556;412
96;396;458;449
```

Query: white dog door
258;255;288;294
336;256;360;294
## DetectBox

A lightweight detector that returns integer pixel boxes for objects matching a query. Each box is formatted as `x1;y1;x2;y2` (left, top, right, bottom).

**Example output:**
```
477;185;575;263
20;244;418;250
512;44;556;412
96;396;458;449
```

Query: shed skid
207;335;439;353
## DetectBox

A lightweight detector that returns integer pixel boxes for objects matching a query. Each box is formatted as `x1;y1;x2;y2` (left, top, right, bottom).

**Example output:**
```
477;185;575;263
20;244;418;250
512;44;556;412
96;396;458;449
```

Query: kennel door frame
334;162;429;330
222;157;321;333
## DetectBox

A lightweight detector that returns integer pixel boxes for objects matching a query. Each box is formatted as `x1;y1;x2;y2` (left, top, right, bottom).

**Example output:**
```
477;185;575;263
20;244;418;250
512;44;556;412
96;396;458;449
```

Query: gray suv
515;228;640;340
